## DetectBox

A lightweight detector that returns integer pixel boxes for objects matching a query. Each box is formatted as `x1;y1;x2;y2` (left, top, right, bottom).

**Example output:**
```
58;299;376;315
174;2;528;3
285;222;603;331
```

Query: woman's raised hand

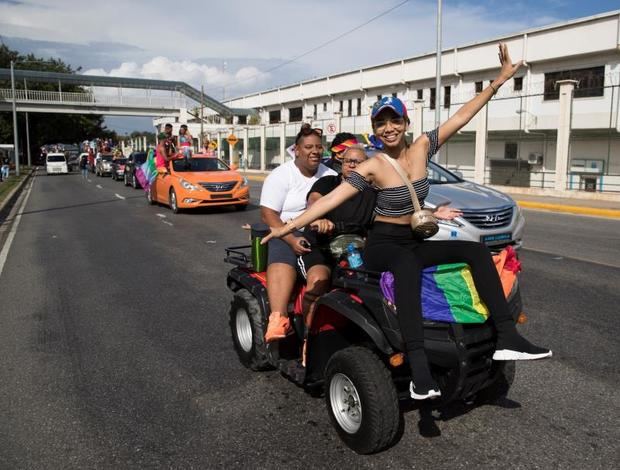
434;205;463;220
498;43;523;83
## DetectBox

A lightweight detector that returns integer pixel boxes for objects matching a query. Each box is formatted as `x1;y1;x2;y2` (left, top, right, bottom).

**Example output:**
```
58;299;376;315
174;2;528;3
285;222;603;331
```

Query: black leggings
364;222;512;353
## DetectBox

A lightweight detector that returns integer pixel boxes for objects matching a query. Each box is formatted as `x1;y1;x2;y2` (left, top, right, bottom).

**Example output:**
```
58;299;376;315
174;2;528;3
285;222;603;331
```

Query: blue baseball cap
371;96;409;120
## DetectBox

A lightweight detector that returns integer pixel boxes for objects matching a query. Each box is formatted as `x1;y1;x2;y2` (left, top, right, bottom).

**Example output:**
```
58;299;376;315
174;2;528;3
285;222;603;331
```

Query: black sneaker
409;381;441;400
493;335;552;360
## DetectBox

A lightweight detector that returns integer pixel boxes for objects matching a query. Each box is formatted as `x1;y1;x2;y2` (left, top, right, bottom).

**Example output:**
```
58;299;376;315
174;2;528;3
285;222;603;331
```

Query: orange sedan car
146;154;250;213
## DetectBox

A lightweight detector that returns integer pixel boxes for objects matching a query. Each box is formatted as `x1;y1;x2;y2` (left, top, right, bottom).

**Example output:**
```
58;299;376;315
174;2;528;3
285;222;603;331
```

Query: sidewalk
244;171;620;219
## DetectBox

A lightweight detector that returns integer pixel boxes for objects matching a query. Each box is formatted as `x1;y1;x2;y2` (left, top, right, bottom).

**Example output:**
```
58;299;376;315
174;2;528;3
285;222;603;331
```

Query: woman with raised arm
262;44;551;400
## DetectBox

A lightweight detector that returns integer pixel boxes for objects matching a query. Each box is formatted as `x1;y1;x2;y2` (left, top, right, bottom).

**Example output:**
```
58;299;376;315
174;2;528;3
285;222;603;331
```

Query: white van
46;153;69;175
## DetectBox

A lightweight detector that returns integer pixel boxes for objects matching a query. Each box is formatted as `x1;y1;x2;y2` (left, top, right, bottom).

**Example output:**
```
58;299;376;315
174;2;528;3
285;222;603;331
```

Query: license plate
211;194;233;199
481;233;512;244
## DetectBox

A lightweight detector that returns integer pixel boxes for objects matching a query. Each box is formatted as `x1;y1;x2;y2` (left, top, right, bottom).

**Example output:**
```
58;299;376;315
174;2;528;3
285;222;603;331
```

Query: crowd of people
259;44;551;400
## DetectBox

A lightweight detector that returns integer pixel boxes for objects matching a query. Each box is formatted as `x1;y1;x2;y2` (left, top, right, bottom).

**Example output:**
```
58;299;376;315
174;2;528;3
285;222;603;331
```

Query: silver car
425;162;524;249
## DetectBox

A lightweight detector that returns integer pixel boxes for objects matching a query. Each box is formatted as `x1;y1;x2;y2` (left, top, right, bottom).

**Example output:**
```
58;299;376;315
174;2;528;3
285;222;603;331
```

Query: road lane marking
521;247;620;269
162;220;173;226
87;179;92;182
96;184;102;189
156;213;167;218
115;193;126;200
0;175;35;279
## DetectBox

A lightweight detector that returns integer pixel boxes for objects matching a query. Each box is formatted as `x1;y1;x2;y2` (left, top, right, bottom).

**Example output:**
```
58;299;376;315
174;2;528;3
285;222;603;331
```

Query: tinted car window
133;152;147;164
114;158;128;164
172;158;229;172
427;161;463;184
102;155;114;162
47;155;66;162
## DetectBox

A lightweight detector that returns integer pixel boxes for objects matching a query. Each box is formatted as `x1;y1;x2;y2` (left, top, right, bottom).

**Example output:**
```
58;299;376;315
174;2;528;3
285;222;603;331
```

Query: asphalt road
0;171;618;469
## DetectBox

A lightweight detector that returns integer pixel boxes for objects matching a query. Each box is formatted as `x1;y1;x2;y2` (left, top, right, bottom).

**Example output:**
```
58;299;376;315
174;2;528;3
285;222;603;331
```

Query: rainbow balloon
381;263;490;323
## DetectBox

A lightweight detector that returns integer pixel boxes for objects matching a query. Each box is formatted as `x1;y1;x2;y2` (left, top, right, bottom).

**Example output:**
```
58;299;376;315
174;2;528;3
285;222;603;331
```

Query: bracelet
490;83;499;95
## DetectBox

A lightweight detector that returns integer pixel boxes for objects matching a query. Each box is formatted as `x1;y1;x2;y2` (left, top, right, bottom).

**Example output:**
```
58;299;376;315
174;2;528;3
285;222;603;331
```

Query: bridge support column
554;80;578;191
143;136;147;152
279;121;286;165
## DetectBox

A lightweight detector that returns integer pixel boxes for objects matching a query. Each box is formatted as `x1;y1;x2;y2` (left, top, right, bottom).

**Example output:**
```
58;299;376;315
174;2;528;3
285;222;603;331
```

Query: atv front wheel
229;289;273;371
325;347;400;454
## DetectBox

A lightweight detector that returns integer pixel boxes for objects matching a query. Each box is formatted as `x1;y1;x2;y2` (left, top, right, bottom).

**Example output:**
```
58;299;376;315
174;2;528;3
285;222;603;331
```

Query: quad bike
225;237;522;454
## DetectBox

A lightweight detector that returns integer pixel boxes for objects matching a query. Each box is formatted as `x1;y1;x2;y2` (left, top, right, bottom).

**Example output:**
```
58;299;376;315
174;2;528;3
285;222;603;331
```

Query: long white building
166;10;620;197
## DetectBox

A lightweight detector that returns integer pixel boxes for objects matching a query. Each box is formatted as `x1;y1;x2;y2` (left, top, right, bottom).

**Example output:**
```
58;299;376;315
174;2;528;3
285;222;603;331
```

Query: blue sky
0;0;618;132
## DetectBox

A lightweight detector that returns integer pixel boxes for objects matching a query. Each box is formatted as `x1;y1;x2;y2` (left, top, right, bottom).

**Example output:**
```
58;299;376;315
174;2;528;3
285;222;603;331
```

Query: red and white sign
326;121;337;136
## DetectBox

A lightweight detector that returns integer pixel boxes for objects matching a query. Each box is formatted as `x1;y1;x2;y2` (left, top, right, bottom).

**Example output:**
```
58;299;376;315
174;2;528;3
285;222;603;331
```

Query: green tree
0;45;116;163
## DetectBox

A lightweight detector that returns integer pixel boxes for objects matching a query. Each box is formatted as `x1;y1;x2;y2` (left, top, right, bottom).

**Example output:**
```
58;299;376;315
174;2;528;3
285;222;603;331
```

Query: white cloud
83;57;270;98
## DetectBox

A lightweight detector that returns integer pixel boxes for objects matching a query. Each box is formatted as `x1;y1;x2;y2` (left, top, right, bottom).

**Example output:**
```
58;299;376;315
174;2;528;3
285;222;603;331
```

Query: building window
313;104;317;120
392;92;397;98
347;99;352;117
269;109;281;124
417;89;423;100
289;106;303;122
444;86;451;108
430;88;436;110
377;94;382;102
357;98;362;116
505;142;518;160
237;115;247;125
339;100;343;112
323;102;327;112
475;81;483;94
544;66;604;100
514;77;523;91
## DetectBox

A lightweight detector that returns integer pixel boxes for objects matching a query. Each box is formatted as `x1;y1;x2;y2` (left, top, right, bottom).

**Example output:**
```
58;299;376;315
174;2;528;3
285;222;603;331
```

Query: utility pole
434;0;442;130
10;60;20;176
200;85;205;149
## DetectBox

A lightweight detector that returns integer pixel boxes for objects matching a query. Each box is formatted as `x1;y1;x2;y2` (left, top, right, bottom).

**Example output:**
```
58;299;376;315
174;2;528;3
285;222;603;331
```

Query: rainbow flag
381;263;490;323
135;148;157;191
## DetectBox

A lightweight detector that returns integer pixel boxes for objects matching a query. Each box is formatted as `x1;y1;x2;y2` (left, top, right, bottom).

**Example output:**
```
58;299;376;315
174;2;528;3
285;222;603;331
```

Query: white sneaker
493;349;552;360
409;381;441;400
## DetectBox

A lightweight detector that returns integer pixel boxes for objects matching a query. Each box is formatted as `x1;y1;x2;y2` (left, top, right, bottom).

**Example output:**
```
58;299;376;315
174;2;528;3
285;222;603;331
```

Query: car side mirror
230;163;238;171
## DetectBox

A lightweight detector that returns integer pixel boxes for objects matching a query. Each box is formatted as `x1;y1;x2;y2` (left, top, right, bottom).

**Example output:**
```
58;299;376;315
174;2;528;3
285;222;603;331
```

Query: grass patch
0;168;32;206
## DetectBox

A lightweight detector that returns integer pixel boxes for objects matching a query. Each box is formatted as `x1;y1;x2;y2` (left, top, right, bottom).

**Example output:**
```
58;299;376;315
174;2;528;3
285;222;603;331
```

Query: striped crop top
345;128;440;217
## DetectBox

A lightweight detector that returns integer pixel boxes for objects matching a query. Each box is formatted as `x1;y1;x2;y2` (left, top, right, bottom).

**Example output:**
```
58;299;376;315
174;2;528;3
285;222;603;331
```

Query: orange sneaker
265;313;290;342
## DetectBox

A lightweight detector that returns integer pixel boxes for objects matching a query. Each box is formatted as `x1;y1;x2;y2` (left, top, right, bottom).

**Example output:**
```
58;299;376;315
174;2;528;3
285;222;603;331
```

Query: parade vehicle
110;158;128;181
225;235;524;454
95;155;114;177
146;154;250;213
45;153;69;175
124;151;148;188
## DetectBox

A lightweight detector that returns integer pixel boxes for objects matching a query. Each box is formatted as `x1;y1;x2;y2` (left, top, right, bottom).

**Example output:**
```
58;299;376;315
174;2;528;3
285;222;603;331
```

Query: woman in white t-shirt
259;124;337;342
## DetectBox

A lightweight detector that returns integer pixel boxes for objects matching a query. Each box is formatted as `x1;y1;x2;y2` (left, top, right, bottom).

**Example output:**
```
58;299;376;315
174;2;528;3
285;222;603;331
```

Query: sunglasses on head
295;125;323;143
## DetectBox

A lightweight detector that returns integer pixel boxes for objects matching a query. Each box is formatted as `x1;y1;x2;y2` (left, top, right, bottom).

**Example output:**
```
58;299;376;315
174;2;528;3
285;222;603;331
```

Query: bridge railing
0;88;192;109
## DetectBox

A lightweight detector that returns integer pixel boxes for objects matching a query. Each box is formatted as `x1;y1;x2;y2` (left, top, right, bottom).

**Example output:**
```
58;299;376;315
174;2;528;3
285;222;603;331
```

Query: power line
223;0;410;92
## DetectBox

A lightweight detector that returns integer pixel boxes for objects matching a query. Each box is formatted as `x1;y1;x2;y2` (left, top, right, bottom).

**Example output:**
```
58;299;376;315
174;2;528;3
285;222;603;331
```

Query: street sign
226;134;239;147
326;121;337;136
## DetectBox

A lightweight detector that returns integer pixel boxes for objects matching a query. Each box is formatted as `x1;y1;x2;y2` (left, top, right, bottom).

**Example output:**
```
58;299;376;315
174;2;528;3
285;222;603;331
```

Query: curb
0;168;36;215
516;200;620;219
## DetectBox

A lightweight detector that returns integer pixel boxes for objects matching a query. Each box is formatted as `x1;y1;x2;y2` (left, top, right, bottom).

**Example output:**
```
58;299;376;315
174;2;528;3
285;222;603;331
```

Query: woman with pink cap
262;44;551;401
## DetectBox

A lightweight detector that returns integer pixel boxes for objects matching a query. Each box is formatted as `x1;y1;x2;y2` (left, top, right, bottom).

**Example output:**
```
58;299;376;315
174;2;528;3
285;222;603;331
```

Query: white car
46;153;69;175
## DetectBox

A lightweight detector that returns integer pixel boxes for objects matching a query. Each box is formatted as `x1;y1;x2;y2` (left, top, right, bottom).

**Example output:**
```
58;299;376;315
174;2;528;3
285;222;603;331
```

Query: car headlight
180;179;199;191
240;176;249;187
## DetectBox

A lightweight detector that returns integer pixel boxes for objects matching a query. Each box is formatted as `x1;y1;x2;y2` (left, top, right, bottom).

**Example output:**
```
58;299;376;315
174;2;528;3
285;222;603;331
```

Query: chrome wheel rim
146;188;152;203
235;309;253;352
170;191;177;211
329;373;362;434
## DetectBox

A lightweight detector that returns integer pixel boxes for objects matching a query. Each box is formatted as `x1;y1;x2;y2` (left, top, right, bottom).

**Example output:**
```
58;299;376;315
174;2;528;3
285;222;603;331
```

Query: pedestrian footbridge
0;68;254;118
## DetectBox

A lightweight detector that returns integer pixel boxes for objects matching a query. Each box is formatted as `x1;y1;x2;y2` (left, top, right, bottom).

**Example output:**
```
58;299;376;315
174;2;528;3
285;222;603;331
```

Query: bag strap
379;153;423;213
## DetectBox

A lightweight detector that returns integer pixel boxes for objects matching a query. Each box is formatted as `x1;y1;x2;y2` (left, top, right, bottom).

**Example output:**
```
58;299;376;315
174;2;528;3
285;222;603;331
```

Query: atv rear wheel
229;289;273;371
325;347;400;454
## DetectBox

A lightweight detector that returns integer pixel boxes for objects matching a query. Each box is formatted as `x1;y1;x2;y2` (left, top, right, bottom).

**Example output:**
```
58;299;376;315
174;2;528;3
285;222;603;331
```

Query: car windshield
47;155;65;162
172;158;229;172
133;153;147;164
102;155;114;162
114;158;127;164
427;161;463;184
